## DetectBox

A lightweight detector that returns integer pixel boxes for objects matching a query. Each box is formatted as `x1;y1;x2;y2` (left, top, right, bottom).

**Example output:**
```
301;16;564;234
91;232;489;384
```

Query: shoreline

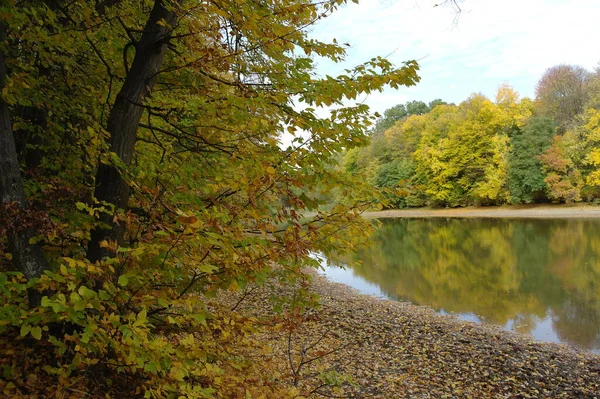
222;269;600;398
363;203;600;219
312;270;598;356
303;271;600;397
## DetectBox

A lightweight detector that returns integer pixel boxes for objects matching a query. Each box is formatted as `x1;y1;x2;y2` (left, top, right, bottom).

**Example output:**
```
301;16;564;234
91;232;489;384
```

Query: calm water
320;218;600;354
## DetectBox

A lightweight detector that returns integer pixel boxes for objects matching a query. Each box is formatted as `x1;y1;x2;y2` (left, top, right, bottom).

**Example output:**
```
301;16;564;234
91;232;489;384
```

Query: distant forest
343;64;600;208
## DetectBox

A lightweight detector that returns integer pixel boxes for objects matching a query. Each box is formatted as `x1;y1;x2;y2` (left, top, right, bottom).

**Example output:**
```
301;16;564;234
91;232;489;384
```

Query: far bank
363;203;600;219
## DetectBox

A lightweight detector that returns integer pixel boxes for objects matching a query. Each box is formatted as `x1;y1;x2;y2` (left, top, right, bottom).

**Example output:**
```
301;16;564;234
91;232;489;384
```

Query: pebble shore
224;269;600;398
302;271;600;398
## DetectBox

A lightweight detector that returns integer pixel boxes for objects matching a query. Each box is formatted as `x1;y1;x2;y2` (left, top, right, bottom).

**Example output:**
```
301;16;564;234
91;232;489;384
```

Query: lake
319;217;600;354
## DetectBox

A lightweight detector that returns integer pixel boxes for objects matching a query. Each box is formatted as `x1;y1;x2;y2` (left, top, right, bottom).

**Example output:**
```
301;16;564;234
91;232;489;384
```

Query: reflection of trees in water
552;295;600;349
548;221;587;281
339;218;600;349
546;221;600;348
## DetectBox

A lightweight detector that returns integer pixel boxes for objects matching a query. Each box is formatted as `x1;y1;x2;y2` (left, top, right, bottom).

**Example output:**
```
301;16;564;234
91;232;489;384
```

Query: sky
308;0;600;115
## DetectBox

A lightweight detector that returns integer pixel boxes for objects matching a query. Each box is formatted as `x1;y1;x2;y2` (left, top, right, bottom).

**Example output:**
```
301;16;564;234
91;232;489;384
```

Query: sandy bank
364;204;600;219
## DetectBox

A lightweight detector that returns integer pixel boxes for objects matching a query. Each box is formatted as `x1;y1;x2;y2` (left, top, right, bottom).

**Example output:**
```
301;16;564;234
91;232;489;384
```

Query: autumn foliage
346;66;600;208
0;1;420;397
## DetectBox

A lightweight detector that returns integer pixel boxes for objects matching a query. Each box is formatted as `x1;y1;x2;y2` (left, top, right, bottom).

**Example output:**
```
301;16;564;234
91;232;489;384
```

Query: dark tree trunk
87;0;178;263
0;21;49;305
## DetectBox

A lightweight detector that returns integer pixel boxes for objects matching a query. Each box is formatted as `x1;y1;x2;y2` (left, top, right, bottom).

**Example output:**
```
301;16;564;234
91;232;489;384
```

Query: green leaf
20;324;31;337
30;326;42;340
98;290;111;300
78;285;96;299
134;309;147;328
73;299;87;311
118;275;129;287
194;313;207;327
198;263;218;274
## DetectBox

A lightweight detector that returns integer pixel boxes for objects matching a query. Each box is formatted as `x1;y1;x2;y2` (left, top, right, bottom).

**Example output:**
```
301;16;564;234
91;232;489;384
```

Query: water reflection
322;218;600;353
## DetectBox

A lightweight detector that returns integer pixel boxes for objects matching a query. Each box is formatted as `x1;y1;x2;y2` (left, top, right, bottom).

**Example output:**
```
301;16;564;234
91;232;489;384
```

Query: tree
373;103;408;134
386;113;427;156
414;94;512;206
584;66;600;110
535;64;591;129
373;159;420;208
579;109;600;199
372;100;439;135
496;83;520;107
0;1;420;397
406;100;429;116
428;98;448;109
0;20;49;303
508;117;555;204
539;132;584;203
87;0;181;263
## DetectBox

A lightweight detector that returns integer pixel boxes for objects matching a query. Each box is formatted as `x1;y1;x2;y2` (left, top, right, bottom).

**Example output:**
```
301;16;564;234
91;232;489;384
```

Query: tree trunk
87;0;178;263
0;20;49;305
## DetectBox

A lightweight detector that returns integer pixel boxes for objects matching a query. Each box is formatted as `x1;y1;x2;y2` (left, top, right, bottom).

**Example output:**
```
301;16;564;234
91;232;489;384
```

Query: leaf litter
211;269;600;398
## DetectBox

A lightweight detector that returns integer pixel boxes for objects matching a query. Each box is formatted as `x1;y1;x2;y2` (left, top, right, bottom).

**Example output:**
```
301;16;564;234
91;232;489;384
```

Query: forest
343;64;600;208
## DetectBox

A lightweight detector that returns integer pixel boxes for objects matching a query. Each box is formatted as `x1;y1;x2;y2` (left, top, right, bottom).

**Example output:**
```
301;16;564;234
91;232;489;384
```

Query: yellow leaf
181;333;195;346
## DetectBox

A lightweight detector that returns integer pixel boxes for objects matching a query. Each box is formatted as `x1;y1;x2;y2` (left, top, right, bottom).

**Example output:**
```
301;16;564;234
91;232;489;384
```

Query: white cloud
310;0;600;113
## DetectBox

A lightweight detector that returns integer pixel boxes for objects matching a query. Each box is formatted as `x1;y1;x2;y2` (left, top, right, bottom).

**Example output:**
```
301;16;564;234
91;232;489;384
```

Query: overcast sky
309;0;600;114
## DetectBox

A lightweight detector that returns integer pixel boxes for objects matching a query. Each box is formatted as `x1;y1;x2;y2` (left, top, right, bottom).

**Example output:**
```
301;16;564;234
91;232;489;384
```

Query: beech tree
0;20;50;296
0;1;420;397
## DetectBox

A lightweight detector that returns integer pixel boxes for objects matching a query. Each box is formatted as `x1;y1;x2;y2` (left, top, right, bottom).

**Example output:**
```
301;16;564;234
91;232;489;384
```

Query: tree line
343;64;600;208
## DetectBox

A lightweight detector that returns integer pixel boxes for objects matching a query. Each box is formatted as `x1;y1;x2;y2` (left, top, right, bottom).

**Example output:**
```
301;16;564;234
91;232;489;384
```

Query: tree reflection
337;218;600;350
